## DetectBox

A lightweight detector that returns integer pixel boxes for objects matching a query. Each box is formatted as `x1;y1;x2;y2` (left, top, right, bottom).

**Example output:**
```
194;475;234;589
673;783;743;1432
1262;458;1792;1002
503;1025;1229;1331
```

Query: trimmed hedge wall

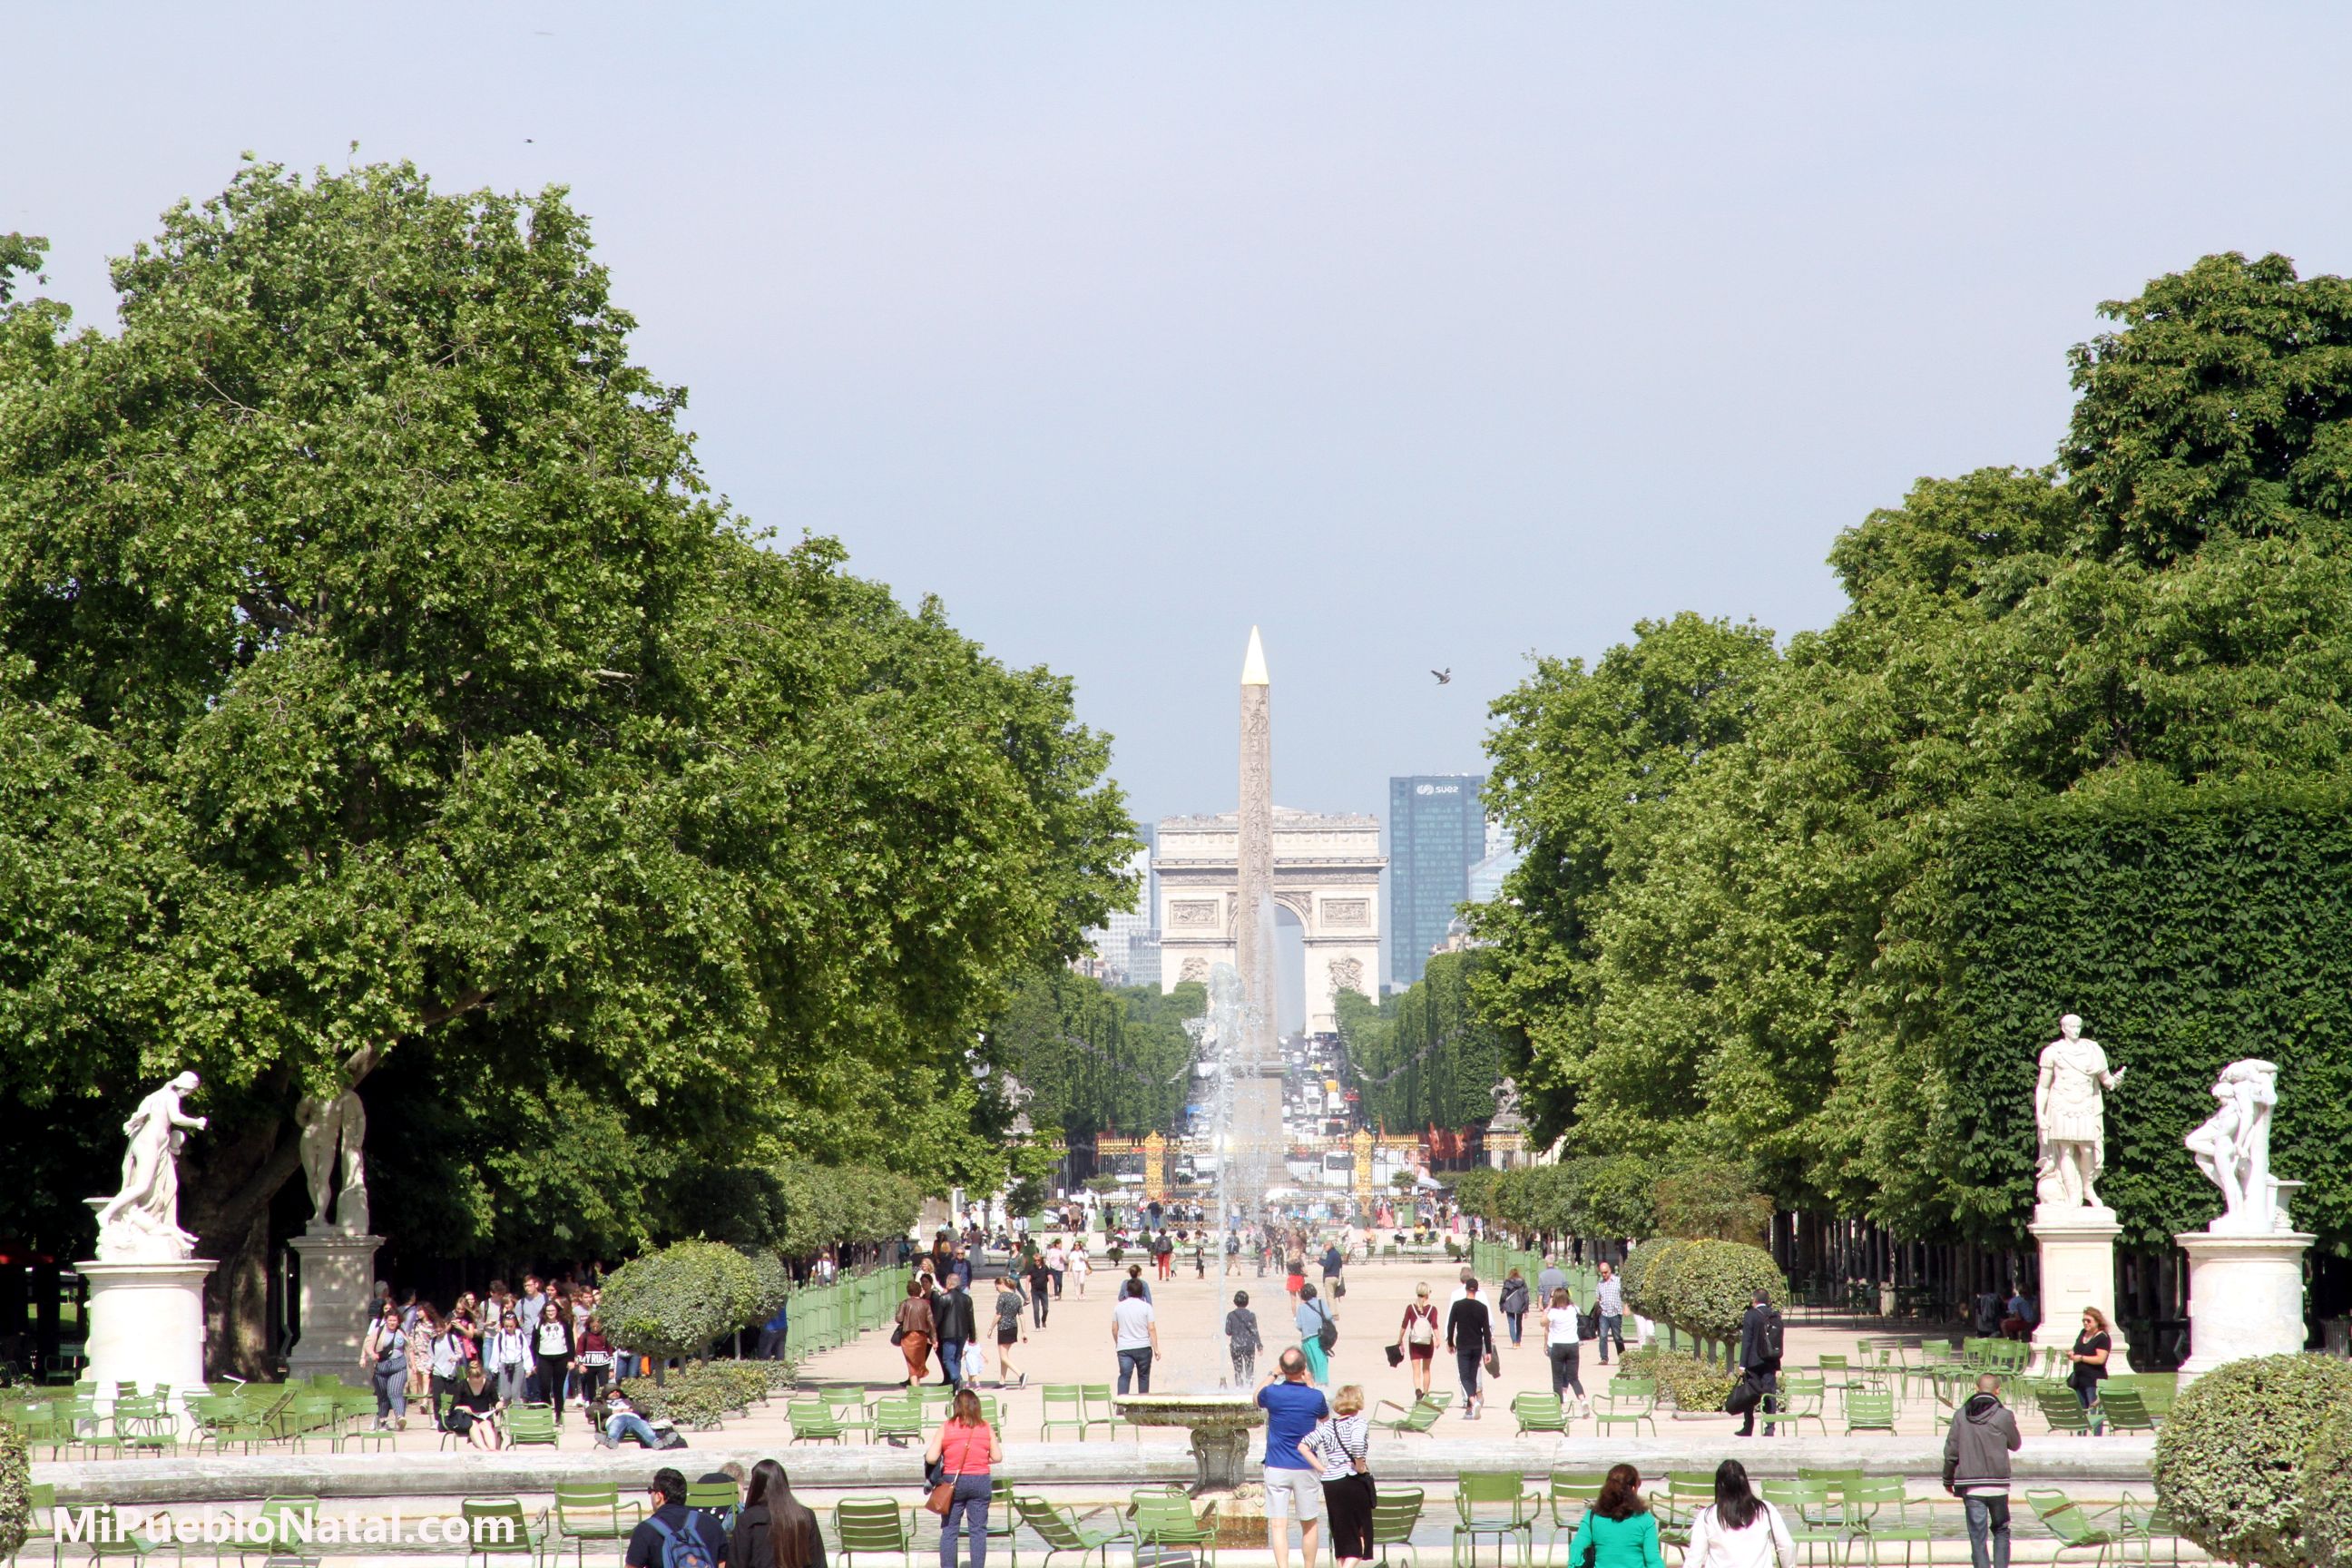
2151;1353;2352;1568
1916;780;2352;1250
0;1419;24;1563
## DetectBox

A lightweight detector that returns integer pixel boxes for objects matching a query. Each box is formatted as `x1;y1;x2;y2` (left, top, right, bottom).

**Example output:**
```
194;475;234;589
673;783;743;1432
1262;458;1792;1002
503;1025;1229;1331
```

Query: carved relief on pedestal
1328;956;1366;995
1178;956;1210;985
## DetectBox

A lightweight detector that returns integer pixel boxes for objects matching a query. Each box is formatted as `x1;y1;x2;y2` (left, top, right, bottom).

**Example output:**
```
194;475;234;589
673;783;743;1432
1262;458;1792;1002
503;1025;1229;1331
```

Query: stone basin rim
1114;1394;1267;1427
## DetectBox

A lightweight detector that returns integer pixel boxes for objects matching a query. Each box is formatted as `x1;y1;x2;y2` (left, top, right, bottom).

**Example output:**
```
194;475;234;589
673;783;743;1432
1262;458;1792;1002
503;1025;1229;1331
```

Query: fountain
1115;1391;1267;1491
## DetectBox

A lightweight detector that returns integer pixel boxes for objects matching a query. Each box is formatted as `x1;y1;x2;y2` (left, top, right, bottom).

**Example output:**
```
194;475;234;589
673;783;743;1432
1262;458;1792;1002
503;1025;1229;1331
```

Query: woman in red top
1396;1283;1440;1397
925;1388;1001;1568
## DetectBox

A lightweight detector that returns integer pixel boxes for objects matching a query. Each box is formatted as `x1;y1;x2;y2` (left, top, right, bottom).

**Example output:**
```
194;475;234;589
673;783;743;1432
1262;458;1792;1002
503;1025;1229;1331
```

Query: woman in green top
1566;1465;1666;1568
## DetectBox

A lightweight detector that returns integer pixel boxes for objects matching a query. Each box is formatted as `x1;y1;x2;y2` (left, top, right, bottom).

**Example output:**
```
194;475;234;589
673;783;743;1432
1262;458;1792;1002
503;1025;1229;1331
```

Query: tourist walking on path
732;1458;828;1568
406;1304;438;1408
428;1314;469;1430
926;1388;1002;1568
1545;1289;1588;1413
1044;1239;1066;1300
1565;1465;1665;1568
1446;1277;1496;1418
1943;1374;2023;1568
1228;1291;1263;1384
533;1299;575;1420
1499;1269;1530;1348
1228;1230;1245;1277
578;1317;616;1411
1594;1262;1626;1364
1684;1461;1793;1568
991;1275;1028;1387
1299;1383;1376;1568
1113;1279;1160;1394
2067;1308;2113;1429
363;1301;409;1430
1536;1254;1567;1303
1297;1282;1337;1386
1024;1251;1053;1328
1397;1285;1439;1397
933;1272;978;1388
1259;1350;1329;1568
895;1277;936;1388
484;1310;529;1407
1072;1243;1091;1297
1734;1289;1782;1438
1320;1240;1345;1295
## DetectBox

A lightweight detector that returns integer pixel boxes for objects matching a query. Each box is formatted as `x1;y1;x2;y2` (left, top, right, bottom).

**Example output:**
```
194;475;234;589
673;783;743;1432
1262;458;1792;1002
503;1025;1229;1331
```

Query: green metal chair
460;1498;553;1568
2115;1493;2183;1567
1373;1396;1446;1437
2024;1491;2125;1568
1544;1474;1605;1564
873;1394;926;1446
64;1504;179;1568
820;1387;878;1441
1591;1377;1656;1438
1130;1488;1217;1568
1081;1385;1137;1441
1758;1481;1841;1568
984;1480;1020;1568
507;1404;562;1448
1039;1385;1090;1441
1510;1391;1568;1437
2098;1386;2158;1434
1451;1473;1535;1568
1842;1391;1896;1436
2031;1383;2095;1436
552;1484;642;1568
1372;1488;1426;1568
685;1480;739;1533
787;1400;846;1445
1012;1497;1128;1568
834;1500;915;1568
18;1482;58;1568
1839;1478;1932;1568
230;1497;323;1568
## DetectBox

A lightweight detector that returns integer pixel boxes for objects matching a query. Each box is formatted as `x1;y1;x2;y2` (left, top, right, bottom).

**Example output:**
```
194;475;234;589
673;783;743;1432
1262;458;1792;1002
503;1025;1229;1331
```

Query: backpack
1759;1308;1784;1363
650;1517;715;1568
1316;1301;1339;1353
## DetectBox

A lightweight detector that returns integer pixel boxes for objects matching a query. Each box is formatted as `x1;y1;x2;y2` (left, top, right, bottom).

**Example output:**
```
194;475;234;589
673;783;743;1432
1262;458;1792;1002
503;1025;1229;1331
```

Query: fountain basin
1116;1394;1266;1492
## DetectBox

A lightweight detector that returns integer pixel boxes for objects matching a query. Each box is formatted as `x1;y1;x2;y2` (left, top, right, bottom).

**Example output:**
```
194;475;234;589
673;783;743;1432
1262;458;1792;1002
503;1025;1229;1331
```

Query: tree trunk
181;1104;302;1377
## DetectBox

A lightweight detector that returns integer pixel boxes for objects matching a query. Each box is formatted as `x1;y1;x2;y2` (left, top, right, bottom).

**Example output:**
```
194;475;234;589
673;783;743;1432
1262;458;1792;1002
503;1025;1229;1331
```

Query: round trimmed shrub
1621;1239;1688;1320
598;1240;768;1362
2308;1406;2352;1568
1655;1240;1788;1345
0;1419;27;1563
2153;1353;2352;1568
1621;1346;1736;1412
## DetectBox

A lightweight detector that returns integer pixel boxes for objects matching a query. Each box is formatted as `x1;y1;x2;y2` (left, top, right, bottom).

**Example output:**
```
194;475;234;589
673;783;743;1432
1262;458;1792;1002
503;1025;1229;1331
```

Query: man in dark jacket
1445;1278;1496;1420
1735;1289;1783;1437
1944;1374;2024;1568
931;1272;978;1387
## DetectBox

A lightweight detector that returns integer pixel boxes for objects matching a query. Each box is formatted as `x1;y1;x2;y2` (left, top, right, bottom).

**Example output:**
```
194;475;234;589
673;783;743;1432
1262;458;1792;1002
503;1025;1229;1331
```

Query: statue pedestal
2176;1229;2313;1381
286;1229;385;1387
80;1257;216;1427
2030;1207;2132;1363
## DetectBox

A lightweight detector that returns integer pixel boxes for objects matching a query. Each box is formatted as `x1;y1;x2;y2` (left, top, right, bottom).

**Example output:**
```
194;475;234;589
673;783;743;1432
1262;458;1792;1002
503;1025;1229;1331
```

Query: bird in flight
1431;668;1451;685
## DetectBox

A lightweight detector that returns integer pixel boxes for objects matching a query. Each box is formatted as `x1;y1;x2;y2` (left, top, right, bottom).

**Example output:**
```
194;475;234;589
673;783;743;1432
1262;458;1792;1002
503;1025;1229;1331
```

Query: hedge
598;1240;771;1361
0;1419;25;1563
1620;1346;1736;1412
617;1358;785;1431
1909;780;2352;1250
2151;1353;2352;1568
2308;1404;2352;1568
1654;1240;1787;1344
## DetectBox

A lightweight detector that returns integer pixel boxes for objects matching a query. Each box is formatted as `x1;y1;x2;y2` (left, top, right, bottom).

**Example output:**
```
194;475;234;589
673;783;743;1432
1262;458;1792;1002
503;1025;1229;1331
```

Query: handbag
1726;1373;1763;1416
1317;1303;1339;1354
890;1324;907;1346
1484;1348;1501;1377
1384;1343;1404;1367
924;1455;959;1516
1576;1302;1600;1342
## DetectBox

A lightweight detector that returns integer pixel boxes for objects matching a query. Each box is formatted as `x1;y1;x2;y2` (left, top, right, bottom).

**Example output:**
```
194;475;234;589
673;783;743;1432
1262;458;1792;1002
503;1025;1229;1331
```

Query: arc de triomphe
1154;808;1387;1036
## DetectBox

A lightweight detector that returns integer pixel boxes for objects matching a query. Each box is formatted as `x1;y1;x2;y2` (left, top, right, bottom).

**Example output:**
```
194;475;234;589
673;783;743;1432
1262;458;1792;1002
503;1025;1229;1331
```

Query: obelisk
1237;627;1276;1071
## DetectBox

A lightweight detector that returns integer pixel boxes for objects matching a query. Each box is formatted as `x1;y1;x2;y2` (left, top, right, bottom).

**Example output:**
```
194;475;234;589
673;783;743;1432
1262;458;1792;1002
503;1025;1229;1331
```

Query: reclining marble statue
2034;1014;2124;1213
2185;1058;2290;1233
93;1071;207;1260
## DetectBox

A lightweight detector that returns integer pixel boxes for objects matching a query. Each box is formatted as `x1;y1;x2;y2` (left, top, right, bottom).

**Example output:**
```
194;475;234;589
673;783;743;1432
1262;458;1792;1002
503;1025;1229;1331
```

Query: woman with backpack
532;1297;575;1420
1296;1281;1337;1386
1396;1283;1439;1397
1499;1269;1532;1348
362;1300;409;1430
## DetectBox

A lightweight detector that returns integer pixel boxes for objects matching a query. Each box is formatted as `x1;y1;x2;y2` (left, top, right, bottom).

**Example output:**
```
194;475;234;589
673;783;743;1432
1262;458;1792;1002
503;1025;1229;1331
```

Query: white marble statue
2186;1058;2287;1233
294;1087;369;1234
2034;1014;2125;1211
93;1072;207;1260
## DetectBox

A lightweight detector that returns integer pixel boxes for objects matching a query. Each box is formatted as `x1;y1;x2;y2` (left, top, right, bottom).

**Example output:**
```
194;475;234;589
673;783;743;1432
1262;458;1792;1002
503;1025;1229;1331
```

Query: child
1226;1290;1262;1386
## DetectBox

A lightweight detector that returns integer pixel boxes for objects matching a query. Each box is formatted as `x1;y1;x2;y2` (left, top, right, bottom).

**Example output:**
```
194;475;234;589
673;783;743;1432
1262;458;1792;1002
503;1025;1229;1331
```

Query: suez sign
1412;783;1462;795
57;1507;518;1546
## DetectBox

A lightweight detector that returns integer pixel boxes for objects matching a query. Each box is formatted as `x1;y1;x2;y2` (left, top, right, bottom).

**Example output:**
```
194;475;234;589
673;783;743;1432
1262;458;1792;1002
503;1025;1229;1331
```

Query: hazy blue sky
17;5;2352;830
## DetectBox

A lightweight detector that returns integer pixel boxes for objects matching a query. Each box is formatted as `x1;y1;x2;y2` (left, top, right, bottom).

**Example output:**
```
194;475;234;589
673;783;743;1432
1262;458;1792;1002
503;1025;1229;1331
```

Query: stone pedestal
2176;1230;2313;1380
2030;1207;2132;1363
80;1257;216;1425
287;1228;385;1387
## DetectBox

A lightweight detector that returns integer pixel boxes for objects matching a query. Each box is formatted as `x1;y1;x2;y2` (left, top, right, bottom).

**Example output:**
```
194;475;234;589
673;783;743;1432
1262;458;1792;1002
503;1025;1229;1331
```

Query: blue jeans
1964;1494;2011;1568
1597;1314;1624;1361
606;1413;661;1446
372;1360;407;1424
940;1474;992;1568
939;1340;966;1386
1117;1347;1153;1394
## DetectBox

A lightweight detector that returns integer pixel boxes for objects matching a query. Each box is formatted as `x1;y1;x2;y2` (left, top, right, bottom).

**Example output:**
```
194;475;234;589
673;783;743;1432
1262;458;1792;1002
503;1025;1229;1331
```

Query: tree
1338;953;1510;1132
0;160;1134;1365
983;969;1200;1144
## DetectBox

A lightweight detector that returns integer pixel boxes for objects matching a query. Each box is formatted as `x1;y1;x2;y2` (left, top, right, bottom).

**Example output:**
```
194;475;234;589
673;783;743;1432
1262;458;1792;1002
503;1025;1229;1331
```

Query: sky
16;4;2352;834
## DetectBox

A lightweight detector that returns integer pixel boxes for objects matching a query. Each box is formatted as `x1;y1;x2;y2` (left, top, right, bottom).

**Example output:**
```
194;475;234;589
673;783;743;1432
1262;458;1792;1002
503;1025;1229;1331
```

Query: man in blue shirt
1258;1348;1329;1568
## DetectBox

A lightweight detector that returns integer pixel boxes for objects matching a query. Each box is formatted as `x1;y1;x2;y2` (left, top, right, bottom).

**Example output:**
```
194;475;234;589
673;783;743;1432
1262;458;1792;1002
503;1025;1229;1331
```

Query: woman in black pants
1544;1289;1589;1415
533;1299;574;1418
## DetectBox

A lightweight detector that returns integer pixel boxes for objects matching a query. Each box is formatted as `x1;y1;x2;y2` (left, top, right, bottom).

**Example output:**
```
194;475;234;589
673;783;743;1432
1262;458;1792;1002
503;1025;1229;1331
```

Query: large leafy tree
0;161;1134;1365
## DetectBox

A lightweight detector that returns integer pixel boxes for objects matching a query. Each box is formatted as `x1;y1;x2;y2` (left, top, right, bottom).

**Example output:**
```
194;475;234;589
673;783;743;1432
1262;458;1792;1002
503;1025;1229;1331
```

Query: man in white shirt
1112;1279;1160;1394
